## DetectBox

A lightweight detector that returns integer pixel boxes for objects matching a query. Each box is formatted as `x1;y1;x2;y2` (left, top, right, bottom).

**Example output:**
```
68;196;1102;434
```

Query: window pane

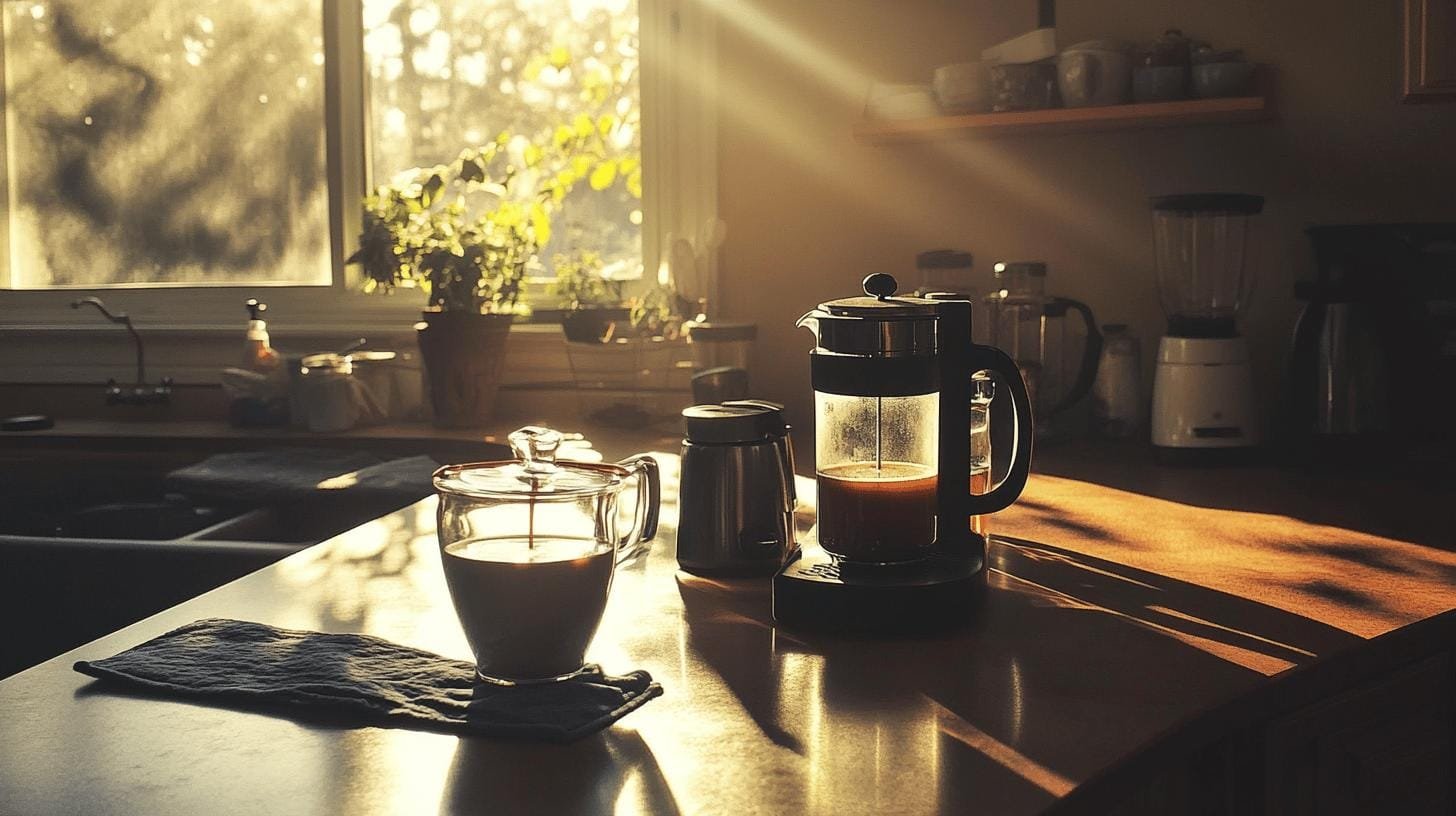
364;0;641;283
2;1;331;289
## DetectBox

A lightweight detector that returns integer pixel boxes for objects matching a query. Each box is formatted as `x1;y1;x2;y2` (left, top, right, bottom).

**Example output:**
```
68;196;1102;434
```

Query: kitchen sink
0;479;245;540
0;446;459;679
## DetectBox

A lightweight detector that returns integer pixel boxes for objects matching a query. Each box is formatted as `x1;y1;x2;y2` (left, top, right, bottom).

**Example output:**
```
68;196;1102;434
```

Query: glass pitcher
433;426;659;685
981;261;1103;436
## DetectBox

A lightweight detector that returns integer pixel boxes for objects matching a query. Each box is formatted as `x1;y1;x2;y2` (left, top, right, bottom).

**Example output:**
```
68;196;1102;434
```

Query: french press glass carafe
773;274;1034;633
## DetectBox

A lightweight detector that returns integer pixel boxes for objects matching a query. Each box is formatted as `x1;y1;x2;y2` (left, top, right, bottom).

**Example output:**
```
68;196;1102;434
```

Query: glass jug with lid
432;426;659;684
981;261;1103;435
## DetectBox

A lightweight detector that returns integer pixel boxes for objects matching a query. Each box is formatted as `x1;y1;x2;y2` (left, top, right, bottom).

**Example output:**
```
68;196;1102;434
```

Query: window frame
0;0;715;383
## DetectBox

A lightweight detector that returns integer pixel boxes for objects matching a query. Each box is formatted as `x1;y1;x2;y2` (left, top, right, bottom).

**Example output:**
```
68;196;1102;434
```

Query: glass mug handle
614;454;660;562
965;343;1035;515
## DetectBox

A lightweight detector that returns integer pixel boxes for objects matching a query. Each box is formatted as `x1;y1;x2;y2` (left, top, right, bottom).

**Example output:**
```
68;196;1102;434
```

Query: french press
773;274;1034;633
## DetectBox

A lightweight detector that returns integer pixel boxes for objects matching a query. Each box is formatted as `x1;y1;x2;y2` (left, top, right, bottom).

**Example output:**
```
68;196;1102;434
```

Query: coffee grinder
1149;194;1265;458
773;274;1034;633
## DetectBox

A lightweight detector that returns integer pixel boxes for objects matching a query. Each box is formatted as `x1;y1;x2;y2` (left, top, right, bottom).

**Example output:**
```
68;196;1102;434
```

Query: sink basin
0;448;452;679
0;483;244;540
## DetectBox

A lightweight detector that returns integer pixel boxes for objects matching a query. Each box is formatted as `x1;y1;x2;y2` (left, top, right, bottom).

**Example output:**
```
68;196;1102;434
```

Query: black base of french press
772;543;986;635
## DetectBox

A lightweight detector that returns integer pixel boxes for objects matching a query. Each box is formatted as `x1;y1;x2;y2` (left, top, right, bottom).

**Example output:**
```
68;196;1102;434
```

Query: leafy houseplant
350;121;629;427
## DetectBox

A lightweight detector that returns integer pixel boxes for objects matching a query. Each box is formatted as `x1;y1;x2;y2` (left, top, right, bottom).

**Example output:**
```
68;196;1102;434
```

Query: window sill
0;320;572;386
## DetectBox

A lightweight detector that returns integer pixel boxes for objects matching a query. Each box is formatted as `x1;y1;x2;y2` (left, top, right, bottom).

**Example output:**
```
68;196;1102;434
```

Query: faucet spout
71;297;169;405
72;297;145;388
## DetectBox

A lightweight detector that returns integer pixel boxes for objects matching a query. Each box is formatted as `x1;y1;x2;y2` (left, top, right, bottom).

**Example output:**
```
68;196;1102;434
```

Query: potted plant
349;128;611;427
550;251;630;343
626;280;687;340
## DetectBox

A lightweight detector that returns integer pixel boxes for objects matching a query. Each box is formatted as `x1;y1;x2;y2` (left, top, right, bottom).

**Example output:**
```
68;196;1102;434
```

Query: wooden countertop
1;440;1453;815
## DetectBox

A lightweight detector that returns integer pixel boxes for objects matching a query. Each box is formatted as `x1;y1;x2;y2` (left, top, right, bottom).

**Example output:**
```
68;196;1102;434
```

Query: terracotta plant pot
415;311;514;428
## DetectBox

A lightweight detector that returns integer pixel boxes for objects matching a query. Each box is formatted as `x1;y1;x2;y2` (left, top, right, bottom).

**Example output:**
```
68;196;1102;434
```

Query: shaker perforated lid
432;426;620;499
682;400;786;444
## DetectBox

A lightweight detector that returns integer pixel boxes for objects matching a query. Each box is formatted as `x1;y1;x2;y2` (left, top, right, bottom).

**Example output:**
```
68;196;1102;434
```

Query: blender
1149;194;1265;455
773;274;1034;633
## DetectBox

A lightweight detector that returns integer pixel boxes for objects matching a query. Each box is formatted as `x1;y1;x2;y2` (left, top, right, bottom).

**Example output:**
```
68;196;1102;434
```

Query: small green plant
628;281;683;338
349;115;635;314
549;251;623;311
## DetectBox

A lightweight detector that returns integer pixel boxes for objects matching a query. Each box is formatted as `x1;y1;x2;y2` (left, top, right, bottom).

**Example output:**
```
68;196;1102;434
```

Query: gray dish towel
164;451;439;505
74;619;662;743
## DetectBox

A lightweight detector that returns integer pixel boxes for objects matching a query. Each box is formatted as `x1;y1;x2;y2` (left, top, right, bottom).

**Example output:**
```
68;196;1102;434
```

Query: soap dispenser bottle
225;298;289;426
242;298;282;374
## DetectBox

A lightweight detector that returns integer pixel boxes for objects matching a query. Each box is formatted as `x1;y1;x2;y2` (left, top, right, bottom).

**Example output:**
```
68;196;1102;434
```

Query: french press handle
965;343;1034;515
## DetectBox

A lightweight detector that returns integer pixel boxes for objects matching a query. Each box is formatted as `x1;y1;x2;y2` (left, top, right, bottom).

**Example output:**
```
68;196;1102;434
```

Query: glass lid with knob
433;426;624;500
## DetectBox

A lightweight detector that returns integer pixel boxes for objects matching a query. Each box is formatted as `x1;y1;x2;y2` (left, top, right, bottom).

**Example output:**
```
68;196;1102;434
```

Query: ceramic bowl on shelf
866;82;940;120
932;62;989;114
1192;61;1256;98
1132;65;1188;102
989;60;1059;111
1057;40;1131;107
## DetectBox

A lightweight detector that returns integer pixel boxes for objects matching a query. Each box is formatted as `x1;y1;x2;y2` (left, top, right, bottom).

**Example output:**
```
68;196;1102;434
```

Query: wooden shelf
854;95;1272;143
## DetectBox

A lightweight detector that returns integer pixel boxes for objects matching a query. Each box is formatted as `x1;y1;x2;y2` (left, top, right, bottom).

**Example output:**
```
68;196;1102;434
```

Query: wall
711;0;1456;441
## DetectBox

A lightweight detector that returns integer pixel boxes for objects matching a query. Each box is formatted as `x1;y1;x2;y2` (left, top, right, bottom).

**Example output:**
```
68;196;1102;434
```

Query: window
0;0;715;387
2;1;332;289
0;0;640;298
363;0;642;284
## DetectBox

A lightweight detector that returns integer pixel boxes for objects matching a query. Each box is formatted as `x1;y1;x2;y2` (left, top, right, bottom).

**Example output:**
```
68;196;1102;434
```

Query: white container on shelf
981;27;1057;66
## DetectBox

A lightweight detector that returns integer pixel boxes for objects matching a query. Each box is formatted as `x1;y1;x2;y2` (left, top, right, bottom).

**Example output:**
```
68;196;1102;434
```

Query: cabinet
1265;654;1454;815
1054;621;1456;816
1404;0;1456;101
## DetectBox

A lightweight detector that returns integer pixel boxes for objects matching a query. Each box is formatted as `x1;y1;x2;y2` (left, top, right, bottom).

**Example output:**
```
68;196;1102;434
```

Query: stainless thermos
676;400;796;576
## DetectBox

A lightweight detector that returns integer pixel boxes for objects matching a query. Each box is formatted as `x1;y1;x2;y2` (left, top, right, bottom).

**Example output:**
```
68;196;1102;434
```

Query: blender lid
1151;193;1264;214
821;273;939;318
433;426;621;499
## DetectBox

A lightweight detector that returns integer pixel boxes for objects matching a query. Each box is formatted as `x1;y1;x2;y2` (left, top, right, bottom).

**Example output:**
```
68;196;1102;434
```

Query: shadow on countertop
1031;438;1456;552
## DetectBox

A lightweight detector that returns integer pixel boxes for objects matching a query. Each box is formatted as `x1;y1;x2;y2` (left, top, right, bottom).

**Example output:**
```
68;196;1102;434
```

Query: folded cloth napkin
74;619;662;743
164;451;439;505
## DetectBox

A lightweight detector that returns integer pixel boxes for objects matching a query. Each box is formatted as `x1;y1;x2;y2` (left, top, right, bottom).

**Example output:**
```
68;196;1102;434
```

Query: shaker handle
1046;297;1104;416
966;344;1034;515
615;454;660;562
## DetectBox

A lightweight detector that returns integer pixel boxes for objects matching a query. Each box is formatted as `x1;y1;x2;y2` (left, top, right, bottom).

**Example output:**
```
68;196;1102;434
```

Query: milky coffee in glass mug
433;427;659;685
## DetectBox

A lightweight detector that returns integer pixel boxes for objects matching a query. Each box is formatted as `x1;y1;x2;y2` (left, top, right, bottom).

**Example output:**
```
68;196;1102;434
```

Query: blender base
772;543;986;634
1151;336;1260;451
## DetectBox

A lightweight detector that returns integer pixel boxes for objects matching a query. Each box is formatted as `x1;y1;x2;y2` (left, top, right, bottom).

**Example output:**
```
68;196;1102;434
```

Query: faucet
71;297;173;406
